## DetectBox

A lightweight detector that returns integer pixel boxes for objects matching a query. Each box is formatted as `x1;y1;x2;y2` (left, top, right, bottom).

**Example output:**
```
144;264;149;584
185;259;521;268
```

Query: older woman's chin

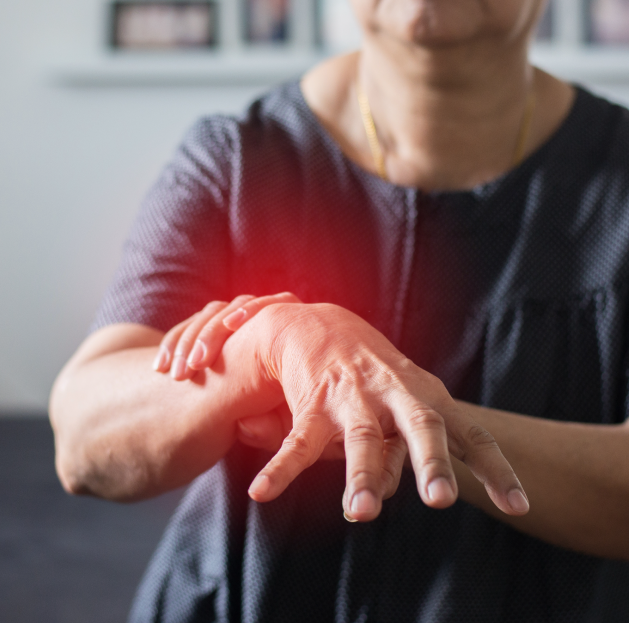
352;0;543;48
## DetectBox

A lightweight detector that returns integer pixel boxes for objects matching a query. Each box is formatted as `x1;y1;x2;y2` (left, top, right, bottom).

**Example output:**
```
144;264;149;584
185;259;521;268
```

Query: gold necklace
356;80;388;180
512;87;536;168
356;80;536;183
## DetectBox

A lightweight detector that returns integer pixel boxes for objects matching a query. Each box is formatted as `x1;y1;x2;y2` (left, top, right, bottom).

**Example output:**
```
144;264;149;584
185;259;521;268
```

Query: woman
50;0;629;620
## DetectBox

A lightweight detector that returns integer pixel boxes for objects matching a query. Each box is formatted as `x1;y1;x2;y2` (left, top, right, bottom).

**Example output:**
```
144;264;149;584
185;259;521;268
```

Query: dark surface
0;416;183;623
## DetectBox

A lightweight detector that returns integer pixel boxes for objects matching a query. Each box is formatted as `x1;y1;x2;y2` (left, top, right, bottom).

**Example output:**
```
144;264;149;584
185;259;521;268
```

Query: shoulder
568;88;629;219
180;53;361;177
169;79;342;192
508;87;629;297
565;87;629;168
533;85;629;211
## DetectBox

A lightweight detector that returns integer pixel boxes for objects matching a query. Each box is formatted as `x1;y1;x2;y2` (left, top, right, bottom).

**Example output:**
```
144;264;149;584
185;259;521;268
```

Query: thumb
237;412;286;453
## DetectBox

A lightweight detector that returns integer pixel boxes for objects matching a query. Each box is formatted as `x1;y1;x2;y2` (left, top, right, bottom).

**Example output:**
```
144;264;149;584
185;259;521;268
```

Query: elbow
52;418;94;497
54;447;146;502
55;454;92;497
49;376;95;498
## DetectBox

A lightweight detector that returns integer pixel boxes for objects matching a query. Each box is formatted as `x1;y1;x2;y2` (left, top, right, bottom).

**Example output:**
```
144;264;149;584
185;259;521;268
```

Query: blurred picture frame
535;0;554;42
110;1;218;50
245;0;290;44
589;0;629;45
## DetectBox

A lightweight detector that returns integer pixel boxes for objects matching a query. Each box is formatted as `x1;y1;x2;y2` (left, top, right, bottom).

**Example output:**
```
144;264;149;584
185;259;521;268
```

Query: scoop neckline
290;79;586;199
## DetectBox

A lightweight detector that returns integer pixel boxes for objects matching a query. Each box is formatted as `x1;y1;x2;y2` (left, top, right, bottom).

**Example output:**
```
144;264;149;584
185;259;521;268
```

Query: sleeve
90;115;240;334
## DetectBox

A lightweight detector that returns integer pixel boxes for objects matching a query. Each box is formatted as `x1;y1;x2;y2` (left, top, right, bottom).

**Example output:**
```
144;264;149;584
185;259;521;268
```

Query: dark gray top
94;81;629;622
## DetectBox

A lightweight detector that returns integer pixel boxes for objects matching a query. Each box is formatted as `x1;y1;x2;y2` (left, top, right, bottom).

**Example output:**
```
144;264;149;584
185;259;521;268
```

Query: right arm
49;319;284;502
52;300;528;522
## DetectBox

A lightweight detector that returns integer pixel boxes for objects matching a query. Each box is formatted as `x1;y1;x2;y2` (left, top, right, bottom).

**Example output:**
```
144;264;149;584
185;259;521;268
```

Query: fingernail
350;490;378;514
427;477;454;502
249;474;271;499
153;347;168;371
171;356;187;380
223;308;247;330
508;489;530;514
343;510;358;523
188;340;207;367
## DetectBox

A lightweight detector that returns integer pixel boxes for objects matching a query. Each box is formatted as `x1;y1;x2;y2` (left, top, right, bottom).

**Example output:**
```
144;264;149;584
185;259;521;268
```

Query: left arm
453;401;629;560
157;295;629;557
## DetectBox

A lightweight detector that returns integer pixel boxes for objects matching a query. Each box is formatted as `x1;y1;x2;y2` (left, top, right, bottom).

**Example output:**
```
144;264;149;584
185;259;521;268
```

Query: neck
359;35;537;189
301;33;575;192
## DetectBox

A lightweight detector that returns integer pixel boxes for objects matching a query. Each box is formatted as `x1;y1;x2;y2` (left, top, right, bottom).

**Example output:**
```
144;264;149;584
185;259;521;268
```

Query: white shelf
530;46;629;84
44;45;629;88
45;49;326;87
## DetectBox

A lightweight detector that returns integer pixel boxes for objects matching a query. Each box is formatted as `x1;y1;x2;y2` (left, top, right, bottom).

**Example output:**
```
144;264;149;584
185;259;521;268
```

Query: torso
101;80;629;622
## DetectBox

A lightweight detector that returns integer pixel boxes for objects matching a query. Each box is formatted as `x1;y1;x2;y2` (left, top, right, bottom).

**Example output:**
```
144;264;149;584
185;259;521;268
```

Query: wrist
213;308;285;422
250;302;302;384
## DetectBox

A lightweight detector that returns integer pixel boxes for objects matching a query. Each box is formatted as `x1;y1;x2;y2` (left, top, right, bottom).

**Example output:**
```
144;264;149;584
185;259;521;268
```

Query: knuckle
406;406;444;432
277;291;300;302
203;300;227;313
465;424;497;448
347;466;380;482
345;423;383;445
233;294;255;306
385;357;422;384
246;298;267;314
283;430;315;463
453;424;499;462
199;317;227;337
396;356;417;376
422;456;452;473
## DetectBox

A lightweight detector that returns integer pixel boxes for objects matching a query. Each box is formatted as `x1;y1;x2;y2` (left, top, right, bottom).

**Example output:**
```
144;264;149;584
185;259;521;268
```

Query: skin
51;299;527;519
304;0;575;191
159;295;629;560
50;0;629;559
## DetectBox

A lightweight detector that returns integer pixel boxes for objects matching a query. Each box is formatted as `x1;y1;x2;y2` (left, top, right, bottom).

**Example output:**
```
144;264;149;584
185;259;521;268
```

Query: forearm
453;401;629;559
50;323;282;502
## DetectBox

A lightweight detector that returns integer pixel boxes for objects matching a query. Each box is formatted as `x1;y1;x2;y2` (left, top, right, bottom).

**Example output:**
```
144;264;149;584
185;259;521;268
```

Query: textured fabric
93;81;629;622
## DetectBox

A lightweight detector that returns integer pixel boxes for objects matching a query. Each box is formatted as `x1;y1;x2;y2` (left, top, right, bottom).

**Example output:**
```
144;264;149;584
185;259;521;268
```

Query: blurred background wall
2;0;629;415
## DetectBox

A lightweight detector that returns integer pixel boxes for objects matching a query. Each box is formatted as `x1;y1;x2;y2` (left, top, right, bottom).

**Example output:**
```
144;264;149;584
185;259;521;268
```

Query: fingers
152;313;199;373
391;393;458;510
248;415;334;503
380;434;407;500
342;431;406;522
446;413;529;516
188;292;301;372
182;295;256;374
154;292;302;380
341;400;386;522
169;299;234;380
238;406;347;460
222;292;301;331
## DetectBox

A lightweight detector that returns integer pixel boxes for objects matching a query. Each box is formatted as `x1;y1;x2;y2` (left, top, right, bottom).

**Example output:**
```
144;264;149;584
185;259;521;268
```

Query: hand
153;292;301;380
247;302;529;522
153;293;407;502
151;291;305;454
236;404;407;504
